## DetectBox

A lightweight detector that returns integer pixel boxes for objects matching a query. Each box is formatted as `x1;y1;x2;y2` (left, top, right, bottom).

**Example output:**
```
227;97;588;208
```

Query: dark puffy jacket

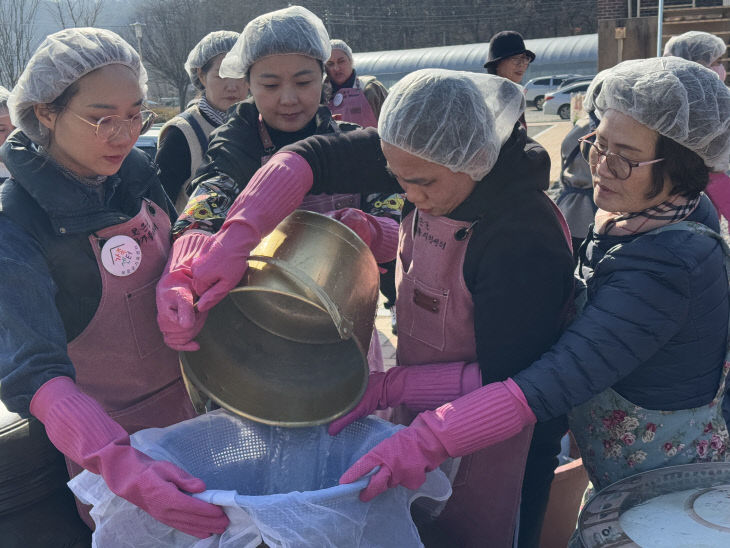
0;131;173;414
171;100;360;237
514;194;729;422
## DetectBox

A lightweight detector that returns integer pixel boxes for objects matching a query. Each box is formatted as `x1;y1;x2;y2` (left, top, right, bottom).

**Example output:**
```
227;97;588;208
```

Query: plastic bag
69;411;451;547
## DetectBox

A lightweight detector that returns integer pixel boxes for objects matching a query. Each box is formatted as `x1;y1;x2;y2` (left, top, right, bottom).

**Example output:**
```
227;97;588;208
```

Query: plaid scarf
197;93;227;127
594;194;700;236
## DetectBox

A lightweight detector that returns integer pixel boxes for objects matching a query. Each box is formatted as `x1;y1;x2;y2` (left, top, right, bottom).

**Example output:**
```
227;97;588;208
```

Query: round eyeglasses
508;54;532;67
578;131;664;180
69;109;157;142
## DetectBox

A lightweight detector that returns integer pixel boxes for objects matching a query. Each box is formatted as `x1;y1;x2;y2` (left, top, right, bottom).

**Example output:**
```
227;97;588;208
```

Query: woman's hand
189;151;315;312
156;232;212;351
339;414;450;501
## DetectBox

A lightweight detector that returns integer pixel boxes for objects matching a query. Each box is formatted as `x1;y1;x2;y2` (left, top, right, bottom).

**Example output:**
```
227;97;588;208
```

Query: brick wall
597;0;628;20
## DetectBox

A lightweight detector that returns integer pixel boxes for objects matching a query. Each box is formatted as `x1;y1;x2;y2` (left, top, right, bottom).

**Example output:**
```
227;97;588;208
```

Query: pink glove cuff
371;216;399;264
30;375;75;417
158;231;212;295
401;362;482;412
170;231;212;265
422;378;537;457
219;151;314;253
31;377;128;474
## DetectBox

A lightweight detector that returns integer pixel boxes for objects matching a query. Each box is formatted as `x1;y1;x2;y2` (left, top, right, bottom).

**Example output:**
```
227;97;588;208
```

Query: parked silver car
556;75;595;89
522;74;577;110
542;81;591;119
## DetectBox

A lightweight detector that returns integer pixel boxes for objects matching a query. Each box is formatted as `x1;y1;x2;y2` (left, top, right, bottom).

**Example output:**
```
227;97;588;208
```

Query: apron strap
257;114;277;156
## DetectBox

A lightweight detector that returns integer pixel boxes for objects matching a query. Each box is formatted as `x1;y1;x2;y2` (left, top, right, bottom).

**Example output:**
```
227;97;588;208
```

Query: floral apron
569;221;730;494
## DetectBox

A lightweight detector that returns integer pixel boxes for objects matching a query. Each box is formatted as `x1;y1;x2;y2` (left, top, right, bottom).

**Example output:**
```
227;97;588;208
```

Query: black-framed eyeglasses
69;109;157;142
577;131;664;180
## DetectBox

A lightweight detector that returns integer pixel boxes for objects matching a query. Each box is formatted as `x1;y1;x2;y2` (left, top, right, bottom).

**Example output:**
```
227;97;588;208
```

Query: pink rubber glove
31;377;229;538
339;379;536;502
326;208;399;264
328;362;481;436
156;231;211;351
191;152;314;312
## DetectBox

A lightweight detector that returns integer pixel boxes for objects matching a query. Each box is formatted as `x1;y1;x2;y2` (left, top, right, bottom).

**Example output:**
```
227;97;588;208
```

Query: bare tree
0;0;41;88
47;0;106;29
127;0;203;110
129;0;276;109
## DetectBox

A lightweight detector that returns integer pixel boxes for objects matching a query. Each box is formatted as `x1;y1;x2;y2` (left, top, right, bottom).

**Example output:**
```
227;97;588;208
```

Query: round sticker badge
333;93;344;107
101;235;142;276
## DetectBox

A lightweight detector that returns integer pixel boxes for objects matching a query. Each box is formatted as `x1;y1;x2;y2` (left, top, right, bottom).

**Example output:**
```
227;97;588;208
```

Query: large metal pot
181;210;380;427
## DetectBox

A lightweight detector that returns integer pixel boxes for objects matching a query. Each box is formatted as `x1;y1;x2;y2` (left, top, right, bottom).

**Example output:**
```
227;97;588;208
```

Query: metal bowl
577;462;730;547
181;210;380;427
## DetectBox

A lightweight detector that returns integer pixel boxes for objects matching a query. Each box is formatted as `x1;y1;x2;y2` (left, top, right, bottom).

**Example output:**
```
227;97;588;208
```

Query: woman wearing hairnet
0;28;228;538
664;30;730;225
157;6;397;375
337;57;729;542
168;68;576;546
156;30;247;211
0;86;14;181
664;30;727;79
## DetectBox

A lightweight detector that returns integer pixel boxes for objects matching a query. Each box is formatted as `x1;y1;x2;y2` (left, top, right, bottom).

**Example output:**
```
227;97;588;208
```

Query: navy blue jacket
514;195;729;422
0;132;174;416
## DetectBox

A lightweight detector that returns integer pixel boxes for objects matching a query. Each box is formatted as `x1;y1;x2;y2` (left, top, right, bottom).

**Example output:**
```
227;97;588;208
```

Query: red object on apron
327;87;378;129
65;199;196;526
395;209;534;547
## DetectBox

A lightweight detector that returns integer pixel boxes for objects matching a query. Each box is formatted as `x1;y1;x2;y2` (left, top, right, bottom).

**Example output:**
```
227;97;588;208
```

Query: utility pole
130;21;145;65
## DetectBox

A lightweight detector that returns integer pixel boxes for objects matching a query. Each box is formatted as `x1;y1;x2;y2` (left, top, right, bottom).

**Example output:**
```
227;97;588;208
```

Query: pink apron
257;118;382;374
66;199;196;525
327;87;378;129
395;209;534;547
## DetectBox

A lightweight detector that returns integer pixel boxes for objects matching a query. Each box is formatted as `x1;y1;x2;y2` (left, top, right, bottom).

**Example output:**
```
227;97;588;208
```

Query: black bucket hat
484;31;535;70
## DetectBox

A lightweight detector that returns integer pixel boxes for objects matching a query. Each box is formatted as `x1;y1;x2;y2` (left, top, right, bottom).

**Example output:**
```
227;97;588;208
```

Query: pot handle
244;254;354;340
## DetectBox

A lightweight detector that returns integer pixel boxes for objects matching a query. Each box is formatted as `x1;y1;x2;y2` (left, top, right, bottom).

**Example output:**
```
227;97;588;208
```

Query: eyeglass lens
511;55;531;65
581;140;632;179
97;111;153;140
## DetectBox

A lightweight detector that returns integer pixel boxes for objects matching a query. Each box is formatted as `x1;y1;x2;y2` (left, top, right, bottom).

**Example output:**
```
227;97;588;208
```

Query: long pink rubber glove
339;378;536;502
328;362;481;436
191;152;314;312
156;231;212;351
326;208;399;264
31;377;229;538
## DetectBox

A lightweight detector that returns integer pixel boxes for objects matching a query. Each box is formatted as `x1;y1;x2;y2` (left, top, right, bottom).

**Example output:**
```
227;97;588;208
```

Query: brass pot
181;210;380;427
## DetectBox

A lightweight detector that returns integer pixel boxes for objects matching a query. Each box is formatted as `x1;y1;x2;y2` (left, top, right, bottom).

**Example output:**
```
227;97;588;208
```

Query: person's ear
34;104;57;131
197;68;207;89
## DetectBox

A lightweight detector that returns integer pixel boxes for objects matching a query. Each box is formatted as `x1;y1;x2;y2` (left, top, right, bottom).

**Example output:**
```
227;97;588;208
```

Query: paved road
525;106;563;139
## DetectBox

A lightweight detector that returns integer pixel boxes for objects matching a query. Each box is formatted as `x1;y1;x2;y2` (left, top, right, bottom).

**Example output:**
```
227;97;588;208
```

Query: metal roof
353;34;598;87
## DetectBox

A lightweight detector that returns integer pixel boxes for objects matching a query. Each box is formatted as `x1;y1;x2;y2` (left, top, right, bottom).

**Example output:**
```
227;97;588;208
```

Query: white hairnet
663;31;726;67
219;6;330;79
185;30;240;90
378;69;525;181
585;57;730;172
330;39;353;62
0;86;9;110
8;27;147;147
